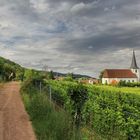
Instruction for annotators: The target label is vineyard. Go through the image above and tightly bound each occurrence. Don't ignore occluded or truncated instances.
[21,79,140,140]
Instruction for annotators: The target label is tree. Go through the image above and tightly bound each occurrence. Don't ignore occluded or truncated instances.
[47,70,54,79]
[67,73,74,78]
[3,64,16,81]
[99,70,104,82]
[24,69,34,80]
[64,73,74,81]
[16,69,24,81]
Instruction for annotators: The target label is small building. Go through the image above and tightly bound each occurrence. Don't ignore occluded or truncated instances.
[102,50,140,84]
[79,78,98,84]
[89,78,99,84]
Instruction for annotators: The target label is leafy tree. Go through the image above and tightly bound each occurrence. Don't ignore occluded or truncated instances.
[67,73,74,78]
[0,56,25,81]
[99,70,104,82]
[64,73,74,81]
[24,69,34,80]
[47,70,54,80]
[118,80,126,87]
[3,63,16,81]
[16,69,24,81]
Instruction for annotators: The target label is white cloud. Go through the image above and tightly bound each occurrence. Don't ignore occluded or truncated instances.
[30,0,49,13]
[71,2,87,12]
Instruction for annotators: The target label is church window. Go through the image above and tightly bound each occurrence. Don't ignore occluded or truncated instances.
[135,70,137,73]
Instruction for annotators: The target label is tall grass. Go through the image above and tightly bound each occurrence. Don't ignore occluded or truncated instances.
[21,89,81,140]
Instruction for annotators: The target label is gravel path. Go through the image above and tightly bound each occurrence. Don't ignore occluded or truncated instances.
[0,82,36,140]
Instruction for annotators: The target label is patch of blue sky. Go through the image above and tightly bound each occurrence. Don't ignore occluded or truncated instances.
[0,36,28,47]
[36,21,68,34]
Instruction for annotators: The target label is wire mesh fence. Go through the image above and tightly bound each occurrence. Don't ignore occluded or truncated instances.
[35,81,140,140]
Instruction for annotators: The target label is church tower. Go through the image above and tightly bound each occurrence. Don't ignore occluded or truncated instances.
[130,50,140,81]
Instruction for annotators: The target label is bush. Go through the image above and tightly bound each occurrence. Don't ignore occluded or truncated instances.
[45,81,140,139]
[118,81,140,87]
[21,80,81,140]
[82,85,140,139]
[21,79,140,139]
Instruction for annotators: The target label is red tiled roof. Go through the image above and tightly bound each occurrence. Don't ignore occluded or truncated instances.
[102,69,137,78]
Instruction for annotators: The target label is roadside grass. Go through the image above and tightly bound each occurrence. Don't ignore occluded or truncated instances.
[21,91,81,140]
[21,80,140,140]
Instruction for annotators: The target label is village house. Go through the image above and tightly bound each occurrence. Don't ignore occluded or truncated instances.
[102,50,140,84]
[79,78,98,85]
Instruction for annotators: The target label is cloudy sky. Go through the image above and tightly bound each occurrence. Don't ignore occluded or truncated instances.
[0,0,140,77]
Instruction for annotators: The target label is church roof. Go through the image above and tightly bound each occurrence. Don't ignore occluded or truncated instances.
[130,50,139,69]
[102,69,137,78]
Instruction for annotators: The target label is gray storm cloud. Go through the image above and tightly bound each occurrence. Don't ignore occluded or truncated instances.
[0,0,140,77]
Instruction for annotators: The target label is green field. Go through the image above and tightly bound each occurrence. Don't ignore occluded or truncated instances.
[92,84,140,95]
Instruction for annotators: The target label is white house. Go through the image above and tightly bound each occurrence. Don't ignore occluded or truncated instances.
[102,50,140,84]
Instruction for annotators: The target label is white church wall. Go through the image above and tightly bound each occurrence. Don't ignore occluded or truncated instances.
[131,69,140,82]
[102,78,109,84]
[102,78,138,84]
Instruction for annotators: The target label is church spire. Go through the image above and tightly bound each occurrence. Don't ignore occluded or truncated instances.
[130,50,139,69]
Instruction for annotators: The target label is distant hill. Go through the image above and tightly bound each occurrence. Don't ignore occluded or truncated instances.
[53,72,92,79]
[0,56,93,81]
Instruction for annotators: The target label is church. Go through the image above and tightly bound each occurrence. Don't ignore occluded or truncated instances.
[102,50,140,84]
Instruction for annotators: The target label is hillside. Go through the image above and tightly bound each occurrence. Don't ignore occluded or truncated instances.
[0,56,25,81]
[52,72,92,79]
[0,56,92,81]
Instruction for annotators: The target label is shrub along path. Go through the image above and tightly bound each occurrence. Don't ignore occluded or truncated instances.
[0,82,36,140]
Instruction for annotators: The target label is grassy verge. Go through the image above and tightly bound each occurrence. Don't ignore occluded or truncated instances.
[21,89,82,140]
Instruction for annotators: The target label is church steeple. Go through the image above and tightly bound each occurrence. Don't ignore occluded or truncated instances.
[130,50,139,69]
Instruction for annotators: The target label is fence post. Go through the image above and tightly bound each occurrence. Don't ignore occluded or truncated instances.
[39,81,42,94]
[49,85,52,104]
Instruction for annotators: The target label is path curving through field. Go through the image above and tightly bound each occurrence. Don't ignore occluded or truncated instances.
[0,82,36,140]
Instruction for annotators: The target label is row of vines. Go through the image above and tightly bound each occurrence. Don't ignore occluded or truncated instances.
[45,80,140,140]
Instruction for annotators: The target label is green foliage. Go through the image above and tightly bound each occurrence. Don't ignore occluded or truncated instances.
[99,70,104,82]
[22,93,78,140]
[82,85,140,139]
[15,68,24,81]
[21,77,140,139]
[24,69,34,80]
[118,80,126,87]
[63,76,74,81]
[47,70,55,80]
[68,84,88,128]
[64,73,74,81]
[46,81,140,139]
[0,56,24,81]
[3,63,16,81]
[21,76,45,96]
[21,80,81,140]
[118,81,140,87]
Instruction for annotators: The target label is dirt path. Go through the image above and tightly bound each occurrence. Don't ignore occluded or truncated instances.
[0,82,36,140]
